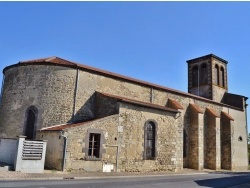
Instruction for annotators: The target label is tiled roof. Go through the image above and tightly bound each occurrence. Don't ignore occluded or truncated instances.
[19,56,77,66]
[98,92,179,113]
[206,107,220,118]
[190,103,203,114]
[40,116,114,131]
[3,56,245,111]
[168,99,184,110]
[221,111,234,121]
[40,122,86,131]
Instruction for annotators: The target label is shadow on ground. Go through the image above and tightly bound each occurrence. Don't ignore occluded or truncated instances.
[195,172,250,188]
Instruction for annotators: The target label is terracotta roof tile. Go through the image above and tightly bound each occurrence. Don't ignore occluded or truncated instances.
[190,103,203,114]
[19,56,77,66]
[206,107,220,118]
[168,99,183,110]
[221,111,234,121]
[40,116,114,131]
[98,92,178,113]
[40,122,85,131]
[3,56,245,112]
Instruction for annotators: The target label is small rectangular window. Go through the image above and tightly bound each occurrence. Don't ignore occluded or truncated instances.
[88,133,101,158]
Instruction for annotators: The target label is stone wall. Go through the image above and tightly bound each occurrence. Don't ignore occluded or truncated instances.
[36,131,64,171]
[0,65,76,138]
[56,102,183,173]
[0,62,248,171]
[73,71,151,122]
[211,58,228,103]
[187,58,212,100]
[62,115,119,172]
[118,102,182,172]
[204,113,218,170]
[188,107,199,169]
[95,93,119,118]
[221,114,232,170]
[223,107,248,171]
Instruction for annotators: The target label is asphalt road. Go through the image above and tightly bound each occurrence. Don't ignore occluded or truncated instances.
[1,172,250,188]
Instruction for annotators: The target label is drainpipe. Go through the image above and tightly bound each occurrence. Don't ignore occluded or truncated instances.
[72,68,79,122]
[61,131,67,171]
[244,98,248,166]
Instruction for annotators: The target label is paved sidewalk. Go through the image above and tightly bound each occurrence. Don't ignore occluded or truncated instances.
[0,168,250,183]
[0,168,208,180]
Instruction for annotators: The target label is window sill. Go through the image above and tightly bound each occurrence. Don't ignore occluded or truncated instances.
[144,158,156,160]
[85,157,102,161]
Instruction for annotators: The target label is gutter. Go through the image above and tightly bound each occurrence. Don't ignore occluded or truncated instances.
[244,99,248,167]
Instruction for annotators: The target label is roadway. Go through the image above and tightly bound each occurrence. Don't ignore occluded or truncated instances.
[1,172,250,188]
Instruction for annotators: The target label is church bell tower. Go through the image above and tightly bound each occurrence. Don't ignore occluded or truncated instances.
[187,54,228,103]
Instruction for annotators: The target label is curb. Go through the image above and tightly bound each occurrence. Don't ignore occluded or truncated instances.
[0,172,209,181]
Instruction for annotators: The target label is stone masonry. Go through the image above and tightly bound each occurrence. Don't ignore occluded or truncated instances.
[0,54,248,172]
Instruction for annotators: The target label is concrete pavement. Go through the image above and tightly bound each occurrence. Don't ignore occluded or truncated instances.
[0,168,208,180]
[1,168,250,188]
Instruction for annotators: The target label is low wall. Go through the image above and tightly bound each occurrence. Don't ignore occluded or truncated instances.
[0,138,18,165]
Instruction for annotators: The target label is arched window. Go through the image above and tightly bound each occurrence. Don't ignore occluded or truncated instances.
[192,65,199,87]
[220,67,225,87]
[144,121,156,159]
[215,64,219,85]
[24,106,38,140]
[200,63,208,85]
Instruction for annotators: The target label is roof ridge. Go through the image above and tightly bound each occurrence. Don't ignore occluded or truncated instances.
[45,56,57,62]
[40,114,119,131]
[97,92,178,113]
[4,57,246,112]
[19,56,55,63]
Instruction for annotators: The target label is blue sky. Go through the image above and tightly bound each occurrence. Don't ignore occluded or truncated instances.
[0,2,250,131]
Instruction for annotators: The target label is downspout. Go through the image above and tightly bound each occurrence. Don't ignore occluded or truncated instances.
[244,98,248,167]
[61,131,67,171]
[72,67,79,122]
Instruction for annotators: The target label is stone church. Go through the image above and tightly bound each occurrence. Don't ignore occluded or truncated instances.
[0,54,248,172]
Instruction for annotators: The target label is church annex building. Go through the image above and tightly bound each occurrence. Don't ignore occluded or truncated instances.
[0,54,248,172]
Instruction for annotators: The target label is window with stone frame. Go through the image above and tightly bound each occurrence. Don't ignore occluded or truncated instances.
[85,129,104,161]
[144,121,156,160]
[192,65,199,87]
[88,133,101,159]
